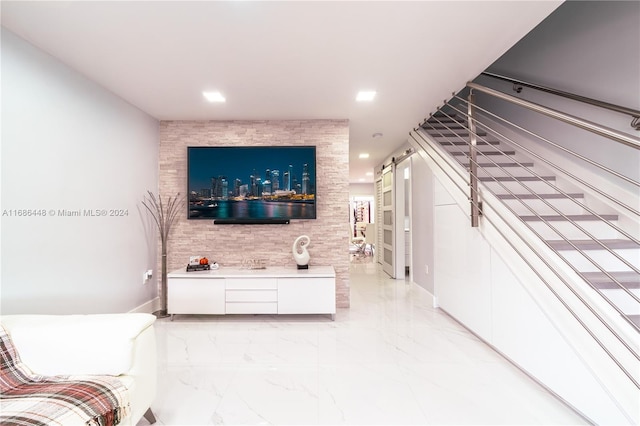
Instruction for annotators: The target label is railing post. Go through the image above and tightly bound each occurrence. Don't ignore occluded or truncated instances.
[468,90,480,227]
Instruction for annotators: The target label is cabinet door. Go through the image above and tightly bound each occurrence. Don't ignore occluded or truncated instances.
[277,277,335,314]
[168,278,225,315]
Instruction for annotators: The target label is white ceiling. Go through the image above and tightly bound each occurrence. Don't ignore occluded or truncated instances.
[1,1,562,183]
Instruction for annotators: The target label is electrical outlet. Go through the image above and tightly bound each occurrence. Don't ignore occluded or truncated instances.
[425,264,429,275]
[143,270,153,284]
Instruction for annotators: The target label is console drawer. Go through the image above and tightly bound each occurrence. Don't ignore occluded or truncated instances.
[226,290,278,302]
[226,278,277,290]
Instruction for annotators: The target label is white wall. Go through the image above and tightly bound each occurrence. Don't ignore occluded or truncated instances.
[394,159,410,280]
[1,29,160,314]
[432,172,633,424]
[348,183,374,198]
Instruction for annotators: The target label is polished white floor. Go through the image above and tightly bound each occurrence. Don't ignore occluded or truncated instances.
[142,258,587,425]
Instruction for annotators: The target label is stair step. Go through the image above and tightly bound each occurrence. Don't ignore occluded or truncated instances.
[581,271,640,289]
[426,121,466,128]
[428,114,461,121]
[525,218,620,240]
[483,179,559,194]
[431,111,457,117]
[497,193,584,200]
[550,239,639,272]
[440,140,500,146]
[424,124,467,130]
[500,194,586,216]
[426,116,463,122]
[547,239,640,250]
[462,162,535,168]
[627,315,640,328]
[477,167,542,178]
[520,214,618,222]
[451,150,516,156]
[423,118,465,125]
[430,131,488,138]
[479,176,555,182]
[582,271,640,320]
[597,289,640,318]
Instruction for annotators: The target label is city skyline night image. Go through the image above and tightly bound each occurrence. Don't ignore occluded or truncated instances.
[187,146,317,220]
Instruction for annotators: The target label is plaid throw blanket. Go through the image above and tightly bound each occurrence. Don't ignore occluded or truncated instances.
[0,324,130,426]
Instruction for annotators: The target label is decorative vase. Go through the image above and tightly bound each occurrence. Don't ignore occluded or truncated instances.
[292,235,311,269]
[160,250,168,318]
[142,191,184,318]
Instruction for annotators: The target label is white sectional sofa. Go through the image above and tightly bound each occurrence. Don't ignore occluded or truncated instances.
[0,313,157,425]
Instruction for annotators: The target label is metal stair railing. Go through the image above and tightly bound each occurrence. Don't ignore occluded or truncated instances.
[464,82,640,226]
[457,83,640,308]
[409,78,640,390]
[410,124,640,389]
[481,72,640,131]
[454,93,640,217]
[419,107,640,320]
[422,90,640,325]
[439,102,640,275]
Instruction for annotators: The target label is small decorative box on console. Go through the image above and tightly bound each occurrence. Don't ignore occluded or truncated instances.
[186,256,218,272]
[186,264,211,272]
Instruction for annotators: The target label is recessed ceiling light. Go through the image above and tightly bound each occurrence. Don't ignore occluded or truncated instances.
[356,91,376,102]
[366,172,373,176]
[203,91,226,102]
[359,178,365,182]
[359,153,370,159]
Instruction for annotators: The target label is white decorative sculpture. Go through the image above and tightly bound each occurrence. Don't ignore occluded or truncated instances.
[292,235,311,269]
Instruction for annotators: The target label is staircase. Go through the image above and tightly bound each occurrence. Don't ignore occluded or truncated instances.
[420,111,640,330]
[408,76,640,423]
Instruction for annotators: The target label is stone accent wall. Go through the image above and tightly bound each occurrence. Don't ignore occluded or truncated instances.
[159,120,350,308]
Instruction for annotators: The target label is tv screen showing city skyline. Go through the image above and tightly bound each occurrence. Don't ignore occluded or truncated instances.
[187,146,317,221]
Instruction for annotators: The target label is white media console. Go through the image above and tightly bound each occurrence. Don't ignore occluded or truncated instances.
[167,265,336,320]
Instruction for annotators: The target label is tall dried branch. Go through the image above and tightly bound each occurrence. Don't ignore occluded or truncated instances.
[142,190,184,246]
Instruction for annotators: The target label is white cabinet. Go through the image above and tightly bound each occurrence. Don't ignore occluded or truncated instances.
[167,266,335,319]
[167,277,225,315]
[278,277,335,314]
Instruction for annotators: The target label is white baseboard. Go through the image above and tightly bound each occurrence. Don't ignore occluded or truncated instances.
[129,297,160,314]
[411,279,439,308]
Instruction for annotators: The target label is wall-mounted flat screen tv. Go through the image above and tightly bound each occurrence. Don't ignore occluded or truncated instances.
[187,146,316,223]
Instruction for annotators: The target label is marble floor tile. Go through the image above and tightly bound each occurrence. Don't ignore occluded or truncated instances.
[139,259,588,425]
